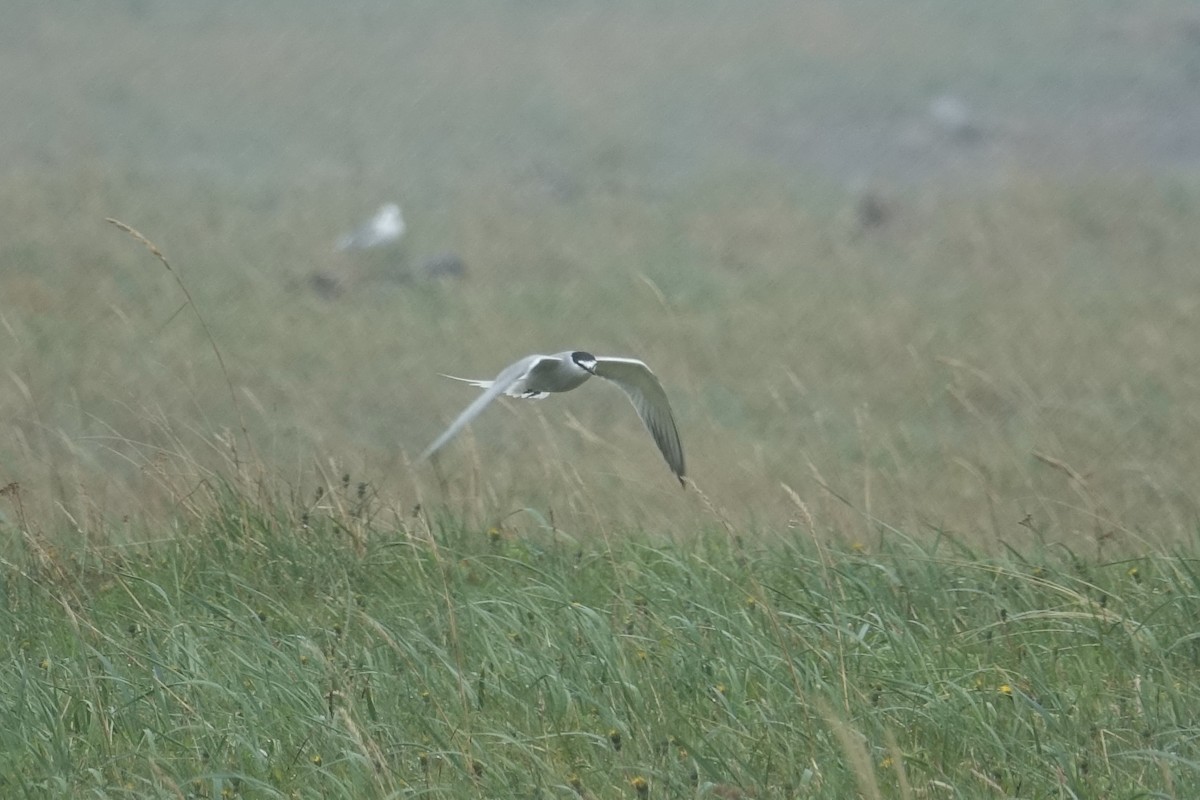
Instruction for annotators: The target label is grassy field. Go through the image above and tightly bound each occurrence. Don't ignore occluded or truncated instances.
[5,487,1200,798]
[4,1,1200,796]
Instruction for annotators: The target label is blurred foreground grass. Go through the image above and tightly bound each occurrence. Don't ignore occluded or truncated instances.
[3,482,1198,798]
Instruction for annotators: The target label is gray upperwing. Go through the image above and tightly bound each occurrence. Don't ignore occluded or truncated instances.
[592,357,686,483]
[419,355,547,461]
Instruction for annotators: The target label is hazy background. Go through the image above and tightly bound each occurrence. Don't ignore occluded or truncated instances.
[4,0,1200,549]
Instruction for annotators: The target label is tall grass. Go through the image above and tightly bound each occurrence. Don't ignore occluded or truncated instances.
[3,479,1198,798]
[5,2,1200,548]
[3,166,1200,552]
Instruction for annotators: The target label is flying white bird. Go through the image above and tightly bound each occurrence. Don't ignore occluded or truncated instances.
[335,203,405,251]
[420,351,686,485]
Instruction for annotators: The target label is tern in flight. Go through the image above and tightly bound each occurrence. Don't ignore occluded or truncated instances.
[420,351,686,485]
[335,203,405,251]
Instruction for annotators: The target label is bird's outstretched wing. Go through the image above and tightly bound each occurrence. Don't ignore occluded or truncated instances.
[420,355,550,461]
[438,373,549,399]
[438,374,492,389]
[592,357,686,484]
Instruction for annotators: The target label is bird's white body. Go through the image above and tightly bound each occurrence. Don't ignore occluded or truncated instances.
[421,351,686,484]
[336,203,405,251]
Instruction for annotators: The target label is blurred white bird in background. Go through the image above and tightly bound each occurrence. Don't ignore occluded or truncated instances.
[335,203,405,251]
[928,95,981,143]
